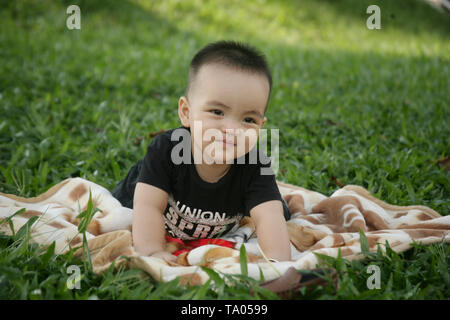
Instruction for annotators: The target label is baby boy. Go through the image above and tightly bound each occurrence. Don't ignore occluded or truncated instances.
[112,40,292,262]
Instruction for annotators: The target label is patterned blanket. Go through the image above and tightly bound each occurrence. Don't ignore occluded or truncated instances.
[1,177,448,286]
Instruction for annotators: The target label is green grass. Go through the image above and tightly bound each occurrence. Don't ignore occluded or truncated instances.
[0,211,281,300]
[1,211,448,299]
[0,0,449,299]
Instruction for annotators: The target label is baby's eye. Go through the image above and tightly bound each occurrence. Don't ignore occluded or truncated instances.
[210,109,223,116]
[244,117,256,124]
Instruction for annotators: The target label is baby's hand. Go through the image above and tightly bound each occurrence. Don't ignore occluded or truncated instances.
[150,250,177,263]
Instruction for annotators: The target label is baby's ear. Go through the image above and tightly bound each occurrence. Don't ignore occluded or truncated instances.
[178,96,190,127]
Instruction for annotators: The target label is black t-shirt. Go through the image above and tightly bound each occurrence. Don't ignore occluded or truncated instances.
[137,126,283,240]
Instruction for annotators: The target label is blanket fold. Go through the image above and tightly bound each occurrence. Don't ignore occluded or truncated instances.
[1,177,448,286]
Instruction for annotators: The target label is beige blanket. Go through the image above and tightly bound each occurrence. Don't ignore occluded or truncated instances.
[0,177,448,285]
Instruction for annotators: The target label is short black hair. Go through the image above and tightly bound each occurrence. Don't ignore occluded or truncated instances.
[186,40,273,113]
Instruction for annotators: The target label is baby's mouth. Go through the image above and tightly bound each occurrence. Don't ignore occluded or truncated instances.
[210,136,235,145]
[219,138,236,146]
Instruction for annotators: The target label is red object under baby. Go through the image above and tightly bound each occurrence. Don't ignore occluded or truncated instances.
[165,236,235,256]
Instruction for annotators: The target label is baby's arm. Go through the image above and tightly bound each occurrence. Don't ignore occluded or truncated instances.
[132,182,176,262]
[250,200,291,261]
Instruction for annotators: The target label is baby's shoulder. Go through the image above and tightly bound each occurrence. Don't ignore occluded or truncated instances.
[149,126,188,149]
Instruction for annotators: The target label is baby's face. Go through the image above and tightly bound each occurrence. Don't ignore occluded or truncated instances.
[179,63,269,164]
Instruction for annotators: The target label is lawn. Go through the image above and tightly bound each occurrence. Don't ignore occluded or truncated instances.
[0,0,449,299]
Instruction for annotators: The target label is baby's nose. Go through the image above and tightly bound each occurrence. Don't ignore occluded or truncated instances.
[221,118,241,132]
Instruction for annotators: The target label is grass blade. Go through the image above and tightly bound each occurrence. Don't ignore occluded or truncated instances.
[0,208,26,236]
[239,244,248,277]
[14,215,39,241]
[359,228,370,256]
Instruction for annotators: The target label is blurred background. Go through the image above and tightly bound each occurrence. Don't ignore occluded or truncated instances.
[0,0,448,214]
